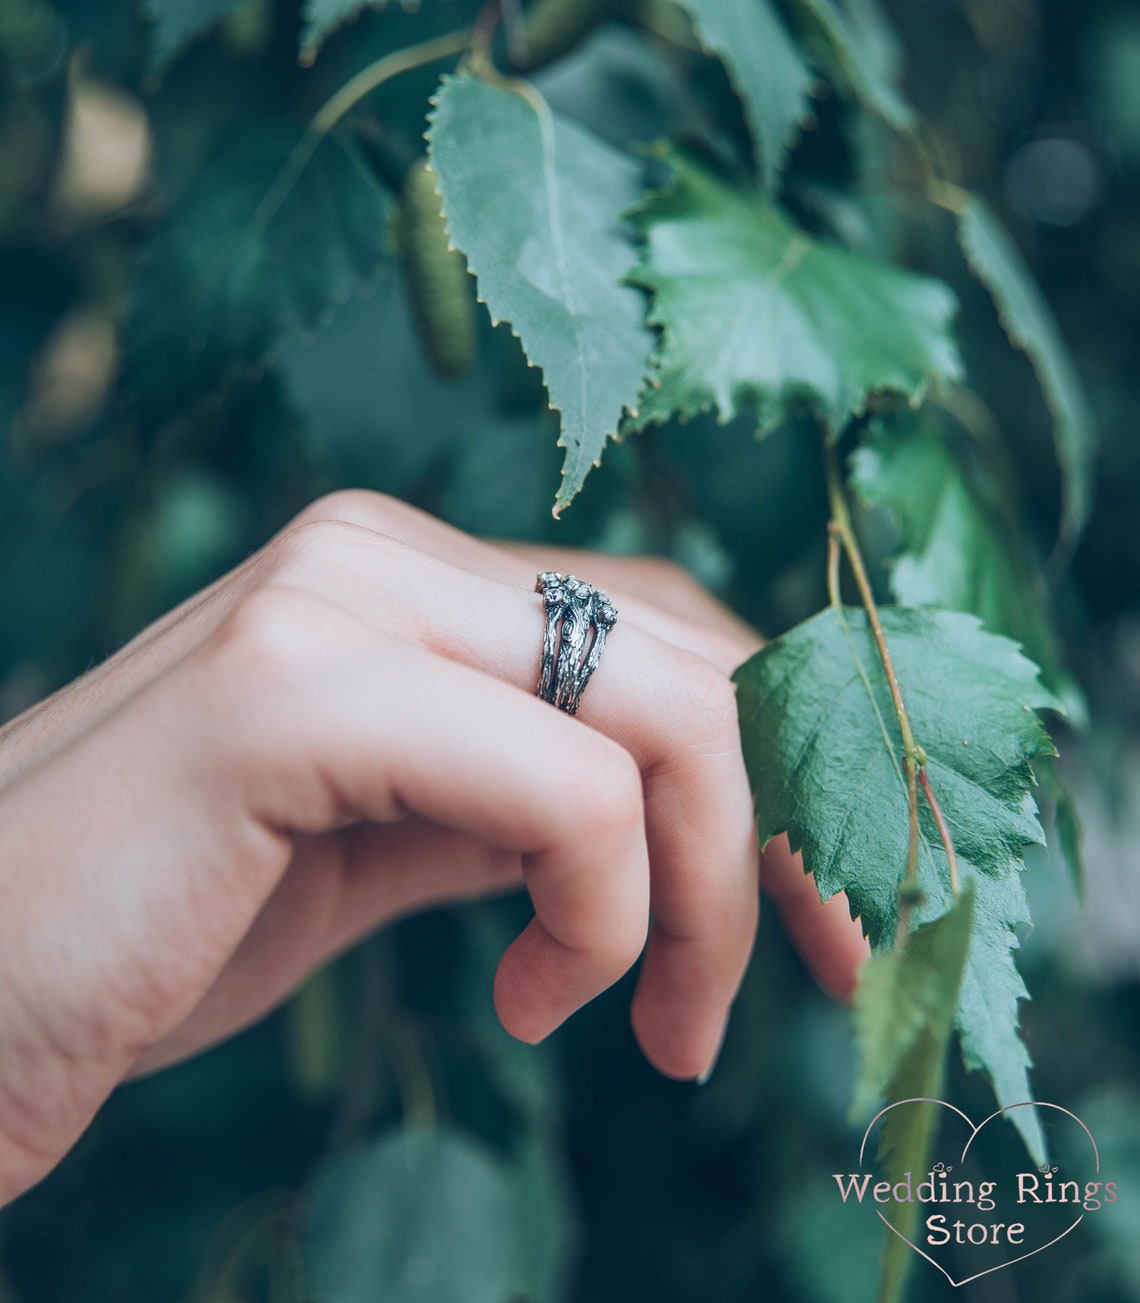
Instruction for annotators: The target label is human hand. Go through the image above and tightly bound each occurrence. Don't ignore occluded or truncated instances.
[0,491,867,1202]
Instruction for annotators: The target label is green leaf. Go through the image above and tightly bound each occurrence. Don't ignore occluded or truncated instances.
[941,863,1044,1158]
[671,0,814,191]
[508,1126,577,1302]
[851,886,974,1121]
[304,1124,573,1302]
[733,605,1057,1159]
[853,885,974,1303]
[143,0,246,70]
[299,0,369,61]
[626,150,961,435]
[299,0,413,64]
[849,412,1072,697]
[427,73,654,511]
[956,195,1096,549]
[125,126,391,430]
[793,0,915,133]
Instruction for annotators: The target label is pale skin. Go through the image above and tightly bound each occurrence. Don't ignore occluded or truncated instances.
[0,491,868,1205]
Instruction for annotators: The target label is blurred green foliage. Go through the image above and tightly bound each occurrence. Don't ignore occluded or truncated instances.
[1,0,1140,1300]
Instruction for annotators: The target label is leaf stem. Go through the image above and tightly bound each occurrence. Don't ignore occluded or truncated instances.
[313,29,471,133]
[826,528,841,610]
[465,9,553,124]
[823,434,961,933]
[824,438,922,904]
[920,767,960,893]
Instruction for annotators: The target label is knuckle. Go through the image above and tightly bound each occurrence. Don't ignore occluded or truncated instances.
[294,489,424,534]
[295,488,384,523]
[263,516,365,576]
[204,586,318,696]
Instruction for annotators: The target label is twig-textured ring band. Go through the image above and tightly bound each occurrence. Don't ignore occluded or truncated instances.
[534,571,618,716]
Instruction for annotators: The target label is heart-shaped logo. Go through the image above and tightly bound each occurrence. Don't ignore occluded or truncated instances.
[849,1098,1103,1288]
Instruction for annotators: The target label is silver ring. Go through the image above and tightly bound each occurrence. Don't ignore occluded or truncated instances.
[535,572,618,716]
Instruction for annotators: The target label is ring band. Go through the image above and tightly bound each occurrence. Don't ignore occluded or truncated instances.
[535,572,617,716]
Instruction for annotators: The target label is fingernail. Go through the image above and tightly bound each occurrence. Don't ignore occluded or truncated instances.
[696,1030,725,1086]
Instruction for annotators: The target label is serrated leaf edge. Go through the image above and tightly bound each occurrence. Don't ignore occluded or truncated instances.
[426,75,648,512]
[298,0,422,65]
[667,0,818,189]
[623,156,959,435]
